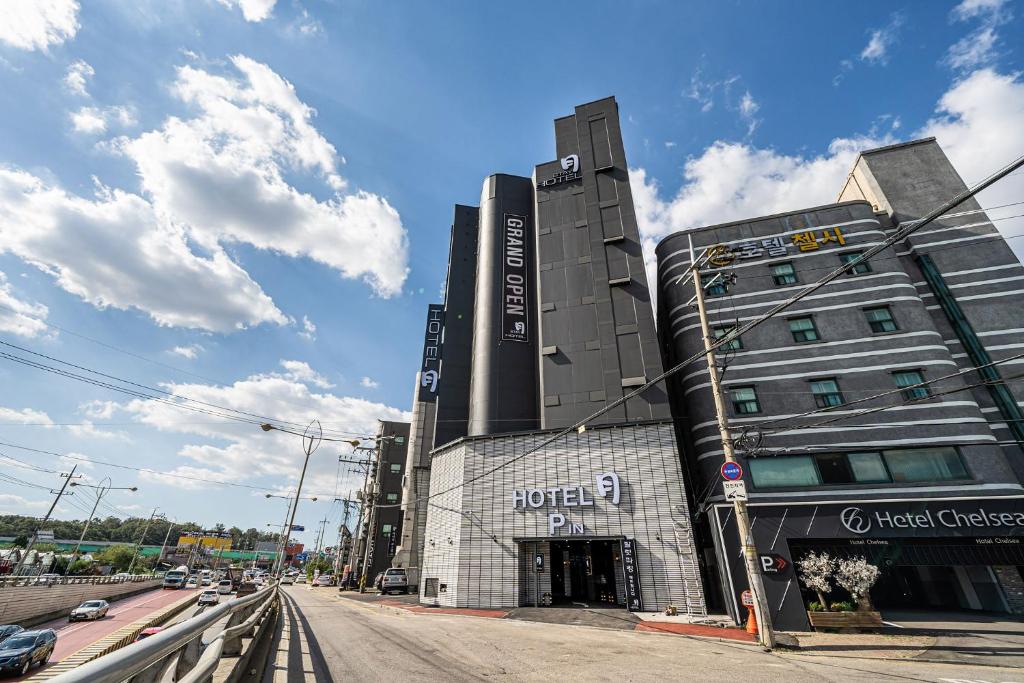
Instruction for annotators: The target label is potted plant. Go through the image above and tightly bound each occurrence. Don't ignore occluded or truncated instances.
[798,554,882,631]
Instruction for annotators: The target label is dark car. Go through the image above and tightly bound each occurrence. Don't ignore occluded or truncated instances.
[0,627,22,647]
[0,629,57,677]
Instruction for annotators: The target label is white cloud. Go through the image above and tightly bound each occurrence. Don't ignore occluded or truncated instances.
[0,493,48,512]
[63,59,94,97]
[80,400,119,419]
[121,361,408,491]
[0,272,49,338]
[70,105,137,134]
[0,167,289,332]
[298,315,316,341]
[117,56,409,298]
[360,376,379,389]
[860,13,904,65]
[217,0,277,23]
[288,8,323,36]
[664,141,677,149]
[738,91,760,136]
[0,405,54,426]
[0,0,79,51]
[67,420,129,441]
[946,0,1010,70]
[278,359,334,388]
[170,344,204,359]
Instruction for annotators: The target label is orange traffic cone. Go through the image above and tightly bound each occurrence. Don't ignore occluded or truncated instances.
[745,605,758,635]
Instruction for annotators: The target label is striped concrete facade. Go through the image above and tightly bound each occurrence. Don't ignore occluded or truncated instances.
[418,422,706,613]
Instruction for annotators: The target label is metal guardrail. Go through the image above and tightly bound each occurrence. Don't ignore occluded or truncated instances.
[0,574,156,589]
[51,584,279,683]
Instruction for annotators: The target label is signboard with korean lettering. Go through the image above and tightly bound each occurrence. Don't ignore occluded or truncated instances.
[418,304,444,402]
[727,227,847,262]
[621,538,643,612]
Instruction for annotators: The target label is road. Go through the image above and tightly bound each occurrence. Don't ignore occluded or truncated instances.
[267,586,1024,682]
[16,587,192,680]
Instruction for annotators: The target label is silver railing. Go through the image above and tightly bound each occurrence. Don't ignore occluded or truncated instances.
[51,584,279,683]
[0,574,157,589]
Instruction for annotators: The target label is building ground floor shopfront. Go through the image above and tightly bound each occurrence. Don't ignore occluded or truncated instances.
[712,496,1024,631]
[418,421,707,614]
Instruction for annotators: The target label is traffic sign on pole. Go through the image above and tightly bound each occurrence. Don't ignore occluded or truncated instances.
[723,480,748,502]
[721,462,743,481]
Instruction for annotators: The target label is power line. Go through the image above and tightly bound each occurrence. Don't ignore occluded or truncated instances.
[370,151,1024,511]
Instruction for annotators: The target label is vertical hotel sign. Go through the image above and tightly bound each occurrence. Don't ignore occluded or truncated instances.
[621,538,643,611]
[418,304,444,402]
[501,213,528,342]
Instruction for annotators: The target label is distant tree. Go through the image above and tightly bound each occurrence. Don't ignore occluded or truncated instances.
[67,559,94,575]
[305,558,332,580]
[94,545,139,572]
[11,535,29,548]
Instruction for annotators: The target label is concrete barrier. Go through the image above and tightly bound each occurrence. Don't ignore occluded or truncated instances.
[0,579,163,627]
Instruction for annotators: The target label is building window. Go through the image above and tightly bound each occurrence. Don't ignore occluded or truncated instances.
[381,524,393,535]
[771,262,797,286]
[385,493,399,504]
[701,273,727,296]
[884,447,967,482]
[893,370,930,401]
[749,447,968,488]
[713,325,742,351]
[810,378,844,408]
[840,251,871,274]
[788,316,820,343]
[390,463,402,474]
[394,436,405,444]
[748,456,820,487]
[864,306,897,333]
[730,386,760,414]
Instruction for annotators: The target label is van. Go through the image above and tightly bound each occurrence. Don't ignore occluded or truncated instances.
[216,580,233,595]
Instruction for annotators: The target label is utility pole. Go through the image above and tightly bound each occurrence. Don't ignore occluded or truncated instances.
[334,493,353,578]
[689,234,776,649]
[13,466,79,575]
[127,508,159,575]
[156,519,175,572]
[357,443,380,593]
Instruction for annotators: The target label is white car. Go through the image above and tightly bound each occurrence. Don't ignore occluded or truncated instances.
[280,575,295,585]
[216,580,233,595]
[185,577,198,588]
[197,590,219,606]
[69,600,109,621]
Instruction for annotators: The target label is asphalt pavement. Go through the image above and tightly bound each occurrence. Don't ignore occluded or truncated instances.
[266,585,1024,682]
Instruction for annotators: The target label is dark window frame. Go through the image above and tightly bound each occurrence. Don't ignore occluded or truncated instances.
[840,250,872,275]
[864,305,898,334]
[809,377,844,408]
[771,262,797,287]
[730,385,761,415]
[893,369,931,402]
[749,446,971,489]
[788,315,820,343]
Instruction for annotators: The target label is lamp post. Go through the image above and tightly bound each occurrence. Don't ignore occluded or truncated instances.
[265,492,318,574]
[260,421,322,573]
[64,478,138,576]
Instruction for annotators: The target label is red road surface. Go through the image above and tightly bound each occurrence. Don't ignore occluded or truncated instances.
[17,587,195,679]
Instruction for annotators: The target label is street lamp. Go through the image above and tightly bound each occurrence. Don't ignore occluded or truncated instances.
[65,478,138,576]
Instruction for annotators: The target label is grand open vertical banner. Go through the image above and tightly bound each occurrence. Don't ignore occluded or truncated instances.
[501,213,528,342]
[621,538,643,611]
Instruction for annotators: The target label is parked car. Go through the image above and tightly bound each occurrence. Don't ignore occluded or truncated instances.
[295,575,307,584]
[135,627,164,642]
[197,590,219,606]
[280,574,295,585]
[216,580,233,595]
[69,600,109,621]
[0,626,23,646]
[377,568,409,595]
[185,577,198,588]
[0,629,57,677]
[312,574,334,587]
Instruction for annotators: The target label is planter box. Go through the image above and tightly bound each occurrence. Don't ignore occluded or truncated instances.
[807,610,883,632]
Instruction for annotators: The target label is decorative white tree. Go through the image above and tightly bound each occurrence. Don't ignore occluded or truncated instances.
[835,557,881,610]
[796,551,834,610]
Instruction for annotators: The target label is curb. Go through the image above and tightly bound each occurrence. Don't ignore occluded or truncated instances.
[778,650,1024,670]
[34,592,198,681]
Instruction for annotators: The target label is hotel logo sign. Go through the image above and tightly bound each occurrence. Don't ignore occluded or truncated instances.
[511,472,623,535]
[417,304,444,402]
[840,505,1024,535]
[536,154,582,189]
[501,214,529,343]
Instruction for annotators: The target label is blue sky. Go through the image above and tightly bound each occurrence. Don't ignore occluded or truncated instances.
[0,0,1022,547]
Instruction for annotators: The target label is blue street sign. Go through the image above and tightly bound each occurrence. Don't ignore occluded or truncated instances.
[291,525,305,532]
[721,462,743,481]
[294,552,308,561]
